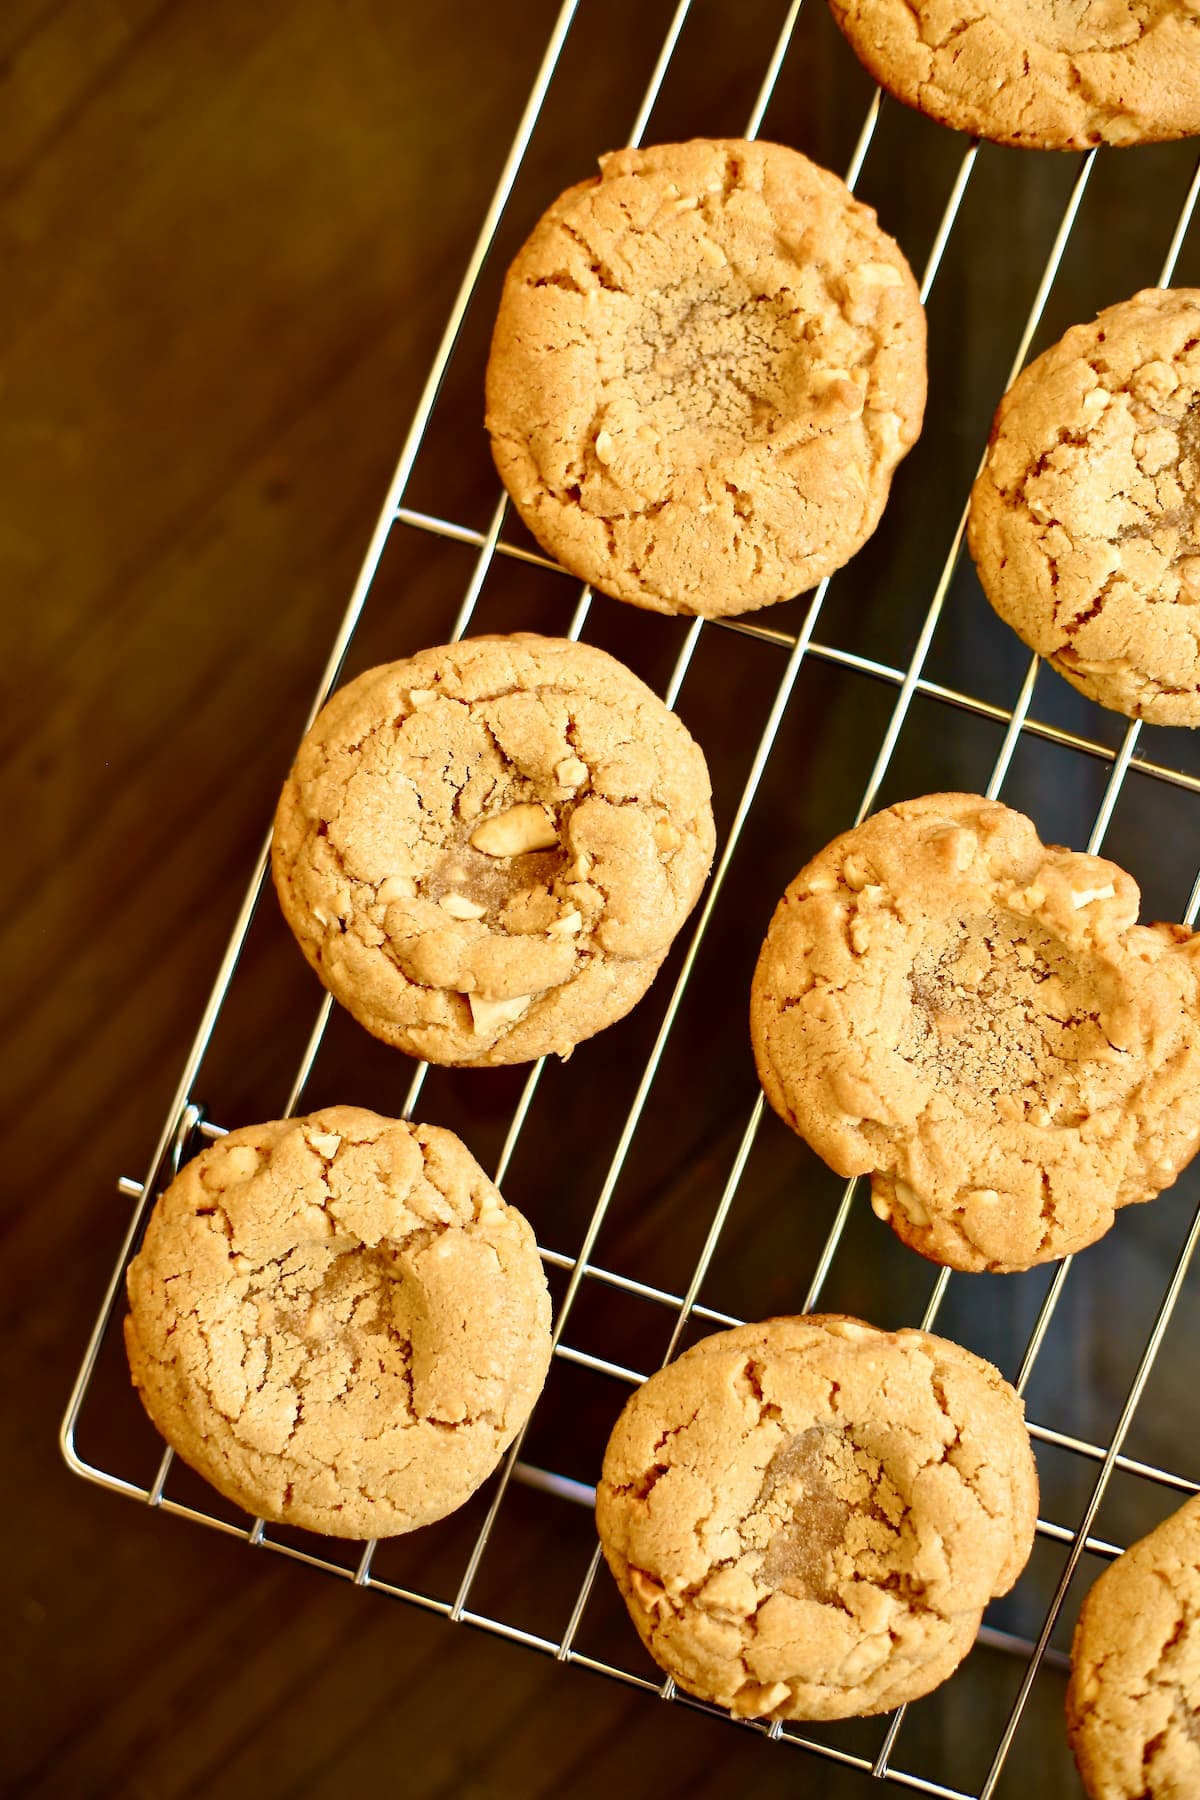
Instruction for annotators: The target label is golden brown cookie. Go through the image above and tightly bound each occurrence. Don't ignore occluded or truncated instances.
[124,1108,553,1538]
[596,1314,1038,1720]
[751,793,1200,1273]
[272,634,715,1065]
[828,0,1200,150]
[970,289,1200,726]
[486,139,926,618]
[1067,1493,1200,1799]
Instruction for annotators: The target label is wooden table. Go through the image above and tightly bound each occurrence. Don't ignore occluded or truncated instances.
[11,5,1198,1795]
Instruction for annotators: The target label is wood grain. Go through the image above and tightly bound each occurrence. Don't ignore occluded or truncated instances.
[0,2,875,1793]
[8,3,1170,1795]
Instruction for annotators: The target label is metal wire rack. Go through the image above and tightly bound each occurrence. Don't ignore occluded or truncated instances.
[63,2,1200,1794]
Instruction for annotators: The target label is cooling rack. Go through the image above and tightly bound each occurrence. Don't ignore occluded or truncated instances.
[63,2,1200,1794]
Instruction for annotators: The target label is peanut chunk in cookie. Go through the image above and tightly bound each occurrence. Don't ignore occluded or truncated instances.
[470,803,559,857]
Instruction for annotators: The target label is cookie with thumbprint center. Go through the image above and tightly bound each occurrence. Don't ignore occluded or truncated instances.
[1067,1492,1200,1799]
[751,793,1200,1272]
[271,634,715,1064]
[596,1314,1038,1721]
[124,1107,553,1538]
[828,0,1200,150]
[970,288,1200,727]
[486,138,926,618]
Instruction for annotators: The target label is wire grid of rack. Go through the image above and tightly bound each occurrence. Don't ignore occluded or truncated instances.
[62,2,1200,1794]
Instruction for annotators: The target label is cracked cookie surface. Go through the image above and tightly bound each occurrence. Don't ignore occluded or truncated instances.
[485,139,926,618]
[970,289,1200,726]
[1067,1493,1200,1799]
[829,0,1200,150]
[750,793,1200,1273]
[595,1314,1038,1720]
[271,634,715,1065]
[124,1107,553,1538]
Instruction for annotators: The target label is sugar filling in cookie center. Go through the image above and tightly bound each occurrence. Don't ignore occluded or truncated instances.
[752,1426,906,1605]
[425,837,566,917]
[414,779,579,934]
[900,911,1109,1115]
[621,284,807,455]
[243,1241,422,1413]
[1102,397,1200,583]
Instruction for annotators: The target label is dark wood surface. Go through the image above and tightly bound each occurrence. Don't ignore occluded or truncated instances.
[6,5,860,1794]
[9,3,1200,1795]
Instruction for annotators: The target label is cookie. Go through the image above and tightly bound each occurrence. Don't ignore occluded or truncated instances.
[828,0,1200,150]
[1067,1493,1200,1798]
[272,634,715,1065]
[124,1107,553,1538]
[486,139,926,618]
[970,289,1200,727]
[751,793,1200,1273]
[596,1314,1038,1720]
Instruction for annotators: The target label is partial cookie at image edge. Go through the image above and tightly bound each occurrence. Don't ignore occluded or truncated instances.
[828,0,1200,150]
[969,287,1200,728]
[1067,1492,1200,1799]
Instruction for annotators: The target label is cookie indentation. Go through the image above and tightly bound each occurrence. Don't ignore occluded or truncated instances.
[622,289,803,454]
[751,793,1200,1272]
[596,1316,1038,1721]
[424,837,565,920]
[756,1427,904,1604]
[901,911,1111,1117]
[486,139,926,618]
